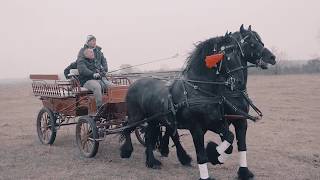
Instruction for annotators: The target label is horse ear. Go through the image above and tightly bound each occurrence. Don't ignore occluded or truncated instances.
[240,24,245,33]
[248,25,252,31]
[225,31,229,36]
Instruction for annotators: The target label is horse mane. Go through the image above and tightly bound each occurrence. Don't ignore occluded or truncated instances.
[182,36,227,75]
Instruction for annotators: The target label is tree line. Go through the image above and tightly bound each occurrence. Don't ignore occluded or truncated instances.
[249,58,320,75]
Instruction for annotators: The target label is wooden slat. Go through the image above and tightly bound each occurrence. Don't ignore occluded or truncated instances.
[30,74,59,80]
[106,86,128,103]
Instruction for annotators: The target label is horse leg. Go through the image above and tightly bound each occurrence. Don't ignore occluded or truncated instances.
[159,128,170,157]
[120,110,143,158]
[165,127,192,166]
[217,121,233,161]
[232,119,254,179]
[145,122,162,169]
[190,127,213,180]
[206,121,234,165]
[120,127,134,158]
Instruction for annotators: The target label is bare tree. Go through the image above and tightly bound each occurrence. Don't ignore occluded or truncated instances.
[303,59,320,73]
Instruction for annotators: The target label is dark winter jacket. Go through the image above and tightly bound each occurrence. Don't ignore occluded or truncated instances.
[63,61,77,79]
[77,57,98,86]
[77,45,108,72]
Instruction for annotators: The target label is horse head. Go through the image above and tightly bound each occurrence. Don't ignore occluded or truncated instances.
[236,24,276,69]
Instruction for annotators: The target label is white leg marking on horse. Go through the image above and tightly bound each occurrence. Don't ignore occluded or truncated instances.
[218,152,231,163]
[216,140,231,154]
[239,151,247,167]
[198,163,209,179]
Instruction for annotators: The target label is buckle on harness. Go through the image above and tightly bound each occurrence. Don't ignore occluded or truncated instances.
[227,77,236,91]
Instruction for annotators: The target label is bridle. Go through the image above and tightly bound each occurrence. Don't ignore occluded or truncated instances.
[184,32,264,90]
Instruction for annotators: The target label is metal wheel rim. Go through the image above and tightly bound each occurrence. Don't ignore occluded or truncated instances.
[79,122,95,155]
[136,126,146,145]
[39,112,52,143]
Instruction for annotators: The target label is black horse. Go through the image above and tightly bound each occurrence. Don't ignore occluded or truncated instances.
[159,25,276,179]
[214,25,276,179]
[120,25,273,179]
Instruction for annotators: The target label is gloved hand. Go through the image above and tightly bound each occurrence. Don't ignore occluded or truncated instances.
[93,73,101,79]
[100,70,106,77]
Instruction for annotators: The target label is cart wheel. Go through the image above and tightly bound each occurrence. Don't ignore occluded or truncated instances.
[36,107,57,145]
[135,125,146,146]
[76,116,99,158]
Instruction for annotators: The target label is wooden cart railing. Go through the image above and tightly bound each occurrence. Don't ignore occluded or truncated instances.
[30,74,131,116]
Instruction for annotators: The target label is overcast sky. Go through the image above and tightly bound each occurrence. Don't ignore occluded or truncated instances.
[1,0,319,79]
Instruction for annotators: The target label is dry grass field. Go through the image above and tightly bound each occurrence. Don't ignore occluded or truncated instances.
[0,74,319,180]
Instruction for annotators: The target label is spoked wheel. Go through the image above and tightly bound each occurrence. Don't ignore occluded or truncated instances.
[76,116,99,158]
[135,125,167,149]
[36,107,57,145]
[135,123,147,146]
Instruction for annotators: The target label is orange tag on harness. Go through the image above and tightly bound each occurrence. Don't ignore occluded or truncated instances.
[205,53,224,68]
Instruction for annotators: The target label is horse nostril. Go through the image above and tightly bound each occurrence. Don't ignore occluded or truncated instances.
[270,55,276,65]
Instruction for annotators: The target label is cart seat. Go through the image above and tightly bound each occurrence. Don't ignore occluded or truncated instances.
[80,87,110,95]
[68,69,92,94]
[69,69,107,94]
[30,72,130,99]
[68,69,80,77]
[80,87,91,93]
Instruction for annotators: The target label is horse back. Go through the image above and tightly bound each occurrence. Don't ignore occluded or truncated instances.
[126,77,170,116]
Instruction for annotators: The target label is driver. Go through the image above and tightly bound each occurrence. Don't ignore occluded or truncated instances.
[64,35,107,79]
[77,48,112,110]
[78,35,108,72]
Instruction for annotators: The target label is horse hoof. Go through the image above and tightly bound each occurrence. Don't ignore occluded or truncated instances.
[160,146,170,157]
[184,163,192,167]
[225,144,233,154]
[237,167,254,180]
[150,164,162,169]
[120,145,133,158]
[160,151,169,157]
[177,151,192,166]
[146,158,162,169]
[154,158,162,166]
[161,153,169,157]
[146,163,162,169]
[199,177,215,180]
[206,141,222,165]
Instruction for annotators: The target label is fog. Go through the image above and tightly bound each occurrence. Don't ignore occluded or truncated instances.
[0,0,319,79]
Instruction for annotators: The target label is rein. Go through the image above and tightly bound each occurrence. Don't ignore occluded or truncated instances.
[118,33,265,132]
[225,64,256,75]
[179,61,257,92]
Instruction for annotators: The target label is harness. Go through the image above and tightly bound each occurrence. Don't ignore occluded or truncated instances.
[168,34,264,122]
[117,33,264,133]
[176,78,262,122]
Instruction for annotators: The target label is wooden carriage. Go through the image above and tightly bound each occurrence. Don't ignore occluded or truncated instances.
[30,73,145,157]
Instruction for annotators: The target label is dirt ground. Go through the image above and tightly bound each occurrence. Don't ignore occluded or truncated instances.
[0,74,319,180]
